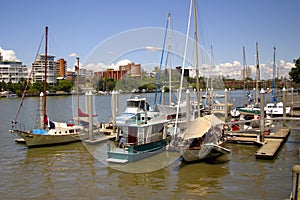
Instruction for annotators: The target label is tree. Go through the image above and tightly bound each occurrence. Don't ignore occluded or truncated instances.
[289,58,300,83]
[55,80,73,92]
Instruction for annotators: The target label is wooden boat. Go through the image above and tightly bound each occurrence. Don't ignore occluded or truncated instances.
[10,27,86,147]
[178,114,229,162]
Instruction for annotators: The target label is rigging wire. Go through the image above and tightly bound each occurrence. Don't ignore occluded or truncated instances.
[153,15,169,107]
[174,0,193,135]
[12,31,45,124]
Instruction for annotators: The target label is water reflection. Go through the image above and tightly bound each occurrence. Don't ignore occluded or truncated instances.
[21,143,96,199]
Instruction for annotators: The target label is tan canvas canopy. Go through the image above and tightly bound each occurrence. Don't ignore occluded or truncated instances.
[181,114,224,140]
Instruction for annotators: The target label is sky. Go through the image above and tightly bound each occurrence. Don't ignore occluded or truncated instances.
[0,0,300,80]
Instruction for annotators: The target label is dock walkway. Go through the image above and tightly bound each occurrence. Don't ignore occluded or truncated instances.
[226,128,290,159]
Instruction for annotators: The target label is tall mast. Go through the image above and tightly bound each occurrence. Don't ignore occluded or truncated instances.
[167,12,172,106]
[193,0,200,115]
[76,57,80,125]
[272,46,276,101]
[255,42,260,105]
[242,46,246,90]
[43,26,48,129]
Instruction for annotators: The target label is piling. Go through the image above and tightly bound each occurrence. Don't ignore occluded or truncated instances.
[162,89,165,105]
[283,87,287,126]
[259,88,265,143]
[186,89,190,127]
[111,90,117,134]
[291,165,300,200]
[292,87,294,113]
[207,89,211,113]
[39,92,44,128]
[87,91,94,141]
[224,88,228,122]
[115,90,119,117]
[200,88,202,102]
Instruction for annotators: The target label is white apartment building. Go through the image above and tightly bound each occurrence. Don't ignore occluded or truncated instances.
[32,54,56,84]
[0,54,28,83]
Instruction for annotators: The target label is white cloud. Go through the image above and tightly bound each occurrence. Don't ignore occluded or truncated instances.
[109,59,132,70]
[69,52,78,57]
[213,60,294,80]
[145,46,160,52]
[0,47,19,61]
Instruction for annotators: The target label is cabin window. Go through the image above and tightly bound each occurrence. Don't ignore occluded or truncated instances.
[65,131,67,133]
[69,130,74,133]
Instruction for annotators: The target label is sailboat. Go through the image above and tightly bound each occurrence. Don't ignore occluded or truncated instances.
[264,47,291,116]
[10,26,86,147]
[172,0,230,162]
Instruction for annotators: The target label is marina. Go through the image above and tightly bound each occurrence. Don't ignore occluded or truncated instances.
[1,91,300,199]
[1,0,300,199]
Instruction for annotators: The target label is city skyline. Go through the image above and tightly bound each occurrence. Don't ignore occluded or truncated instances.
[0,0,299,80]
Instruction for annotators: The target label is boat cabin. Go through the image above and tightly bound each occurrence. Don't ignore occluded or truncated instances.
[124,97,150,114]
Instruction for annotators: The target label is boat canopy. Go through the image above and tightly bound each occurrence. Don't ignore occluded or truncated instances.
[181,114,224,140]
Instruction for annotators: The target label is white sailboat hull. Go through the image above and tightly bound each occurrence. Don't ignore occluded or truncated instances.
[11,127,86,147]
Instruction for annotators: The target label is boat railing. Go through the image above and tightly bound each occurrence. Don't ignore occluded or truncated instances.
[10,121,26,132]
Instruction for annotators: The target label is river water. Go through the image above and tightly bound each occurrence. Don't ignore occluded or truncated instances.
[0,90,299,199]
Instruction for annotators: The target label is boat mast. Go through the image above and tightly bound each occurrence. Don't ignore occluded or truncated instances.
[76,57,80,125]
[272,46,276,101]
[242,46,246,90]
[174,0,193,132]
[193,0,200,115]
[168,12,172,106]
[255,42,260,105]
[43,26,48,129]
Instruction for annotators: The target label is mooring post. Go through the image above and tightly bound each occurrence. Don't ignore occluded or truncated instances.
[162,88,165,105]
[283,87,287,126]
[111,90,116,134]
[199,88,202,117]
[39,92,44,128]
[292,165,300,200]
[207,88,211,114]
[224,88,228,122]
[210,88,214,112]
[260,88,265,143]
[186,89,190,127]
[115,90,119,117]
[87,91,94,141]
[292,87,294,114]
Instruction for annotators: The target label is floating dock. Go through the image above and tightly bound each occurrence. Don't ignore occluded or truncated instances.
[83,134,116,145]
[226,128,290,159]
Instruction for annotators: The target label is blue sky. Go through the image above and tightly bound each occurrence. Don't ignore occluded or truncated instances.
[1,0,299,79]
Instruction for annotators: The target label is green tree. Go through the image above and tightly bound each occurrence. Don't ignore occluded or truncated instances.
[55,80,73,92]
[289,58,300,83]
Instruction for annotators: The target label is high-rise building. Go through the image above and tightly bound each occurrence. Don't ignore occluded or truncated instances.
[56,58,67,78]
[31,54,56,84]
[0,53,28,83]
